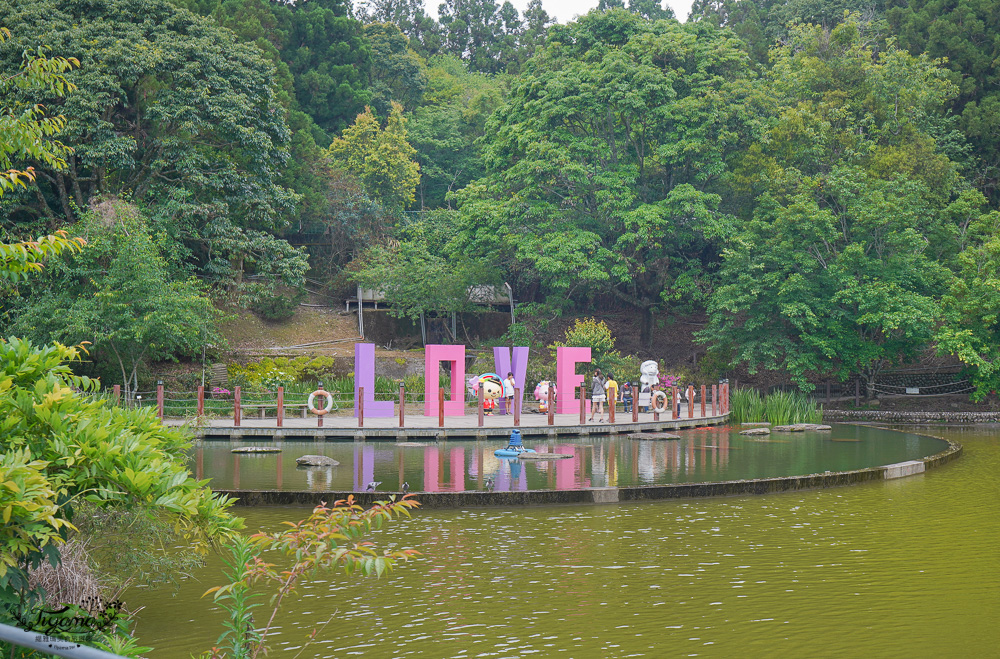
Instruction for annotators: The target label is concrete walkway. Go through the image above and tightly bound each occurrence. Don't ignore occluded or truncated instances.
[168,408,728,440]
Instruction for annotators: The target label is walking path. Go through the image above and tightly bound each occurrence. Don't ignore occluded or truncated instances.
[169,408,728,440]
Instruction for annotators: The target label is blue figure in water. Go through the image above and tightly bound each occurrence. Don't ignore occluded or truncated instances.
[494,429,535,457]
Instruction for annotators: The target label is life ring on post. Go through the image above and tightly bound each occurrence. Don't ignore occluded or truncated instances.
[307,389,334,416]
[650,390,669,414]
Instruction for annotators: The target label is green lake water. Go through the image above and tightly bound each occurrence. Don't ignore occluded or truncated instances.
[132,424,998,657]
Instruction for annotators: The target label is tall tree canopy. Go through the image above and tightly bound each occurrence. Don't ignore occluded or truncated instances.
[0,0,297,264]
[453,10,760,342]
[887,0,1000,200]
[327,102,421,212]
[701,17,967,392]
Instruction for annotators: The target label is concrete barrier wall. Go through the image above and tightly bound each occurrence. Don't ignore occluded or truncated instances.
[824,409,1000,423]
[216,436,962,509]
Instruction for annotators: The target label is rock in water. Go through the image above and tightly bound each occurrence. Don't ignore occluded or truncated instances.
[773,424,832,432]
[627,432,682,440]
[739,427,771,436]
[295,455,339,466]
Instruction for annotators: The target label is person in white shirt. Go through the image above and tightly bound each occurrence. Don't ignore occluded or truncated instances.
[503,372,516,415]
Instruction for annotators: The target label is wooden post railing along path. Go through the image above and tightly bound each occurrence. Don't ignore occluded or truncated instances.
[234,386,241,427]
[439,387,445,428]
[688,385,694,419]
[632,382,638,422]
[358,387,364,428]
[514,387,521,426]
[701,385,706,417]
[276,386,283,427]
[197,385,205,418]
[579,385,586,425]
[399,383,405,428]
[156,383,164,420]
[478,386,485,427]
[547,386,554,426]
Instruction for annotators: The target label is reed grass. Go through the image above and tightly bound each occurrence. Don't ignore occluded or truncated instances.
[730,387,764,424]
[730,388,822,425]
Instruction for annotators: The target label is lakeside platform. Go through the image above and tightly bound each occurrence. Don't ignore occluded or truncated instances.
[168,409,729,441]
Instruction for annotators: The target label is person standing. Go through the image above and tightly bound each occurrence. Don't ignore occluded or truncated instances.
[503,372,516,415]
[605,373,619,419]
[589,368,606,422]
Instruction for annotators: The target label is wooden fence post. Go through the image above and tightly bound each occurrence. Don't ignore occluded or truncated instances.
[358,387,364,428]
[547,386,554,426]
[197,386,205,418]
[234,386,241,427]
[156,383,164,421]
[399,383,405,428]
[276,387,283,427]
[478,386,484,427]
[688,385,694,418]
[579,386,586,425]
[701,385,706,417]
[439,387,445,428]
[514,388,520,427]
[609,388,616,423]
[632,382,638,422]
[113,384,121,403]
[712,385,718,416]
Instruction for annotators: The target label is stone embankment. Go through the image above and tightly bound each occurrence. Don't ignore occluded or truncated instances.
[824,410,1000,423]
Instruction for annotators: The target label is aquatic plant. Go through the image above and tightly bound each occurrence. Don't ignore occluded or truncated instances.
[730,387,765,424]
[730,388,822,425]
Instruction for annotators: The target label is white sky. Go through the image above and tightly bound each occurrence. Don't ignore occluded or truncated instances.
[509,0,693,23]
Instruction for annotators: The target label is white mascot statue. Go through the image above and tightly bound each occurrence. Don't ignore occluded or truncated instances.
[639,360,660,390]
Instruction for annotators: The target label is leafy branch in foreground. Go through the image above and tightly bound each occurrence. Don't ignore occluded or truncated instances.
[0,26,79,195]
[0,230,85,284]
[204,495,421,659]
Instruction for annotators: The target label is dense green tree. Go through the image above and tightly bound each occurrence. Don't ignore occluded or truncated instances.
[887,0,1000,199]
[935,197,1000,400]
[408,55,503,208]
[306,158,391,276]
[365,21,428,114]
[438,0,526,73]
[284,0,374,137]
[356,0,444,58]
[327,102,421,211]
[0,0,297,272]
[701,18,965,392]
[520,0,555,62]
[689,0,886,63]
[454,11,760,343]
[349,210,488,331]
[11,200,223,399]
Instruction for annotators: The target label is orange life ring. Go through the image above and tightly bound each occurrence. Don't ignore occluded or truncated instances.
[650,390,669,414]
[308,389,333,415]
